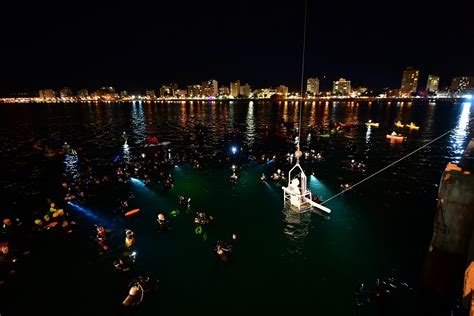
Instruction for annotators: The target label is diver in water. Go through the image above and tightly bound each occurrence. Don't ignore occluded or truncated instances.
[125,229,135,248]
[178,195,186,206]
[194,212,213,225]
[122,276,159,307]
[122,132,128,145]
[156,214,168,231]
[113,251,136,273]
[113,258,131,273]
[96,226,109,252]
[215,234,236,262]
[215,240,232,258]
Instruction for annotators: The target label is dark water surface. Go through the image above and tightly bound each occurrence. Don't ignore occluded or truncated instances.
[0,100,472,315]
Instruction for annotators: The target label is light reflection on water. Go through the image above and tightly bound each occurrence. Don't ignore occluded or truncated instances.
[449,102,472,162]
[64,154,80,181]
[282,205,311,258]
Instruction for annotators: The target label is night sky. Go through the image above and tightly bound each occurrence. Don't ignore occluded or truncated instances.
[1,0,473,95]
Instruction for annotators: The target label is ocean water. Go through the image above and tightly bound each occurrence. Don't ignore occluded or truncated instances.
[0,100,472,315]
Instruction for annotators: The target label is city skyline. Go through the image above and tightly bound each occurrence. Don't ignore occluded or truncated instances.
[1,0,473,96]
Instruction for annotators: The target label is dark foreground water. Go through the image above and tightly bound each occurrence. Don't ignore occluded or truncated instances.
[0,100,472,315]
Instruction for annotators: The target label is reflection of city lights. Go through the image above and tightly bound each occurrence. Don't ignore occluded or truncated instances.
[365,126,372,143]
[449,102,472,162]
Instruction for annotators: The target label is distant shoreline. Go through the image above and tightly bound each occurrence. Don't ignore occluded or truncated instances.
[0,96,468,104]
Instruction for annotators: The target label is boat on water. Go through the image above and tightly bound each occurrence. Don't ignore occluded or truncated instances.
[406,122,420,130]
[386,132,406,142]
[395,121,404,128]
[365,120,379,127]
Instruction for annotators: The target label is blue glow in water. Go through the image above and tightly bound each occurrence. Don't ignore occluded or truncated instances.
[67,201,105,224]
[231,146,237,154]
[130,177,145,187]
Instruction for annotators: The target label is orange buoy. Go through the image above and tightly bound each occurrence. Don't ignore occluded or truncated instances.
[124,209,140,217]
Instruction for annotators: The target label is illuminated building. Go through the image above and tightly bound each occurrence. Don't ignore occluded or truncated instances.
[160,85,172,97]
[255,88,277,99]
[450,76,474,93]
[240,83,251,97]
[230,80,240,97]
[39,89,56,100]
[202,79,218,97]
[306,77,319,96]
[332,78,351,96]
[77,89,89,99]
[187,85,202,97]
[120,90,128,98]
[94,87,117,100]
[276,85,288,96]
[352,86,367,97]
[60,87,73,99]
[426,75,440,93]
[400,67,419,96]
[145,90,156,99]
[219,85,230,96]
[175,89,187,98]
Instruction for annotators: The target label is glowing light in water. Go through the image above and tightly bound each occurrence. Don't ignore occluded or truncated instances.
[449,102,472,162]
[67,201,105,224]
[231,146,237,154]
[130,177,145,187]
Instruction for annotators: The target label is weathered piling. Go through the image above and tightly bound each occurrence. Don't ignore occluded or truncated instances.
[422,138,474,315]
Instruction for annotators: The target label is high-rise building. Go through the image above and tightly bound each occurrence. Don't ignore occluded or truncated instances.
[306,77,320,96]
[230,80,240,97]
[276,85,288,96]
[160,85,172,97]
[77,89,89,99]
[60,87,73,99]
[202,79,218,97]
[187,85,202,97]
[219,85,230,96]
[426,75,440,93]
[400,67,419,96]
[332,78,351,96]
[39,89,56,100]
[450,76,474,93]
[240,83,251,97]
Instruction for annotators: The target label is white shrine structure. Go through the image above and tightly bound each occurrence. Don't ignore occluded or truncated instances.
[282,147,331,214]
